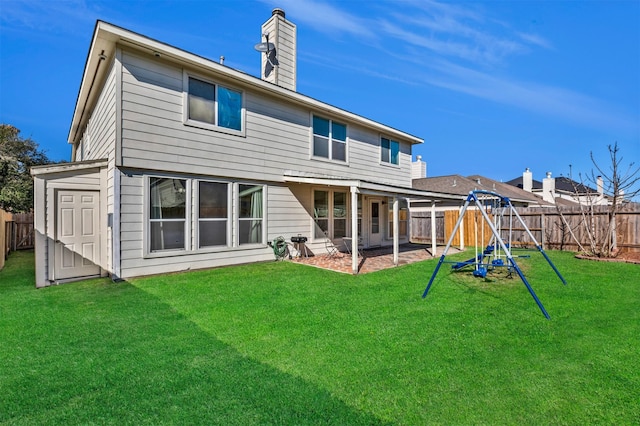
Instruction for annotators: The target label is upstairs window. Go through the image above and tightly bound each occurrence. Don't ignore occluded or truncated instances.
[187,76,242,131]
[381,137,400,165]
[313,116,347,161]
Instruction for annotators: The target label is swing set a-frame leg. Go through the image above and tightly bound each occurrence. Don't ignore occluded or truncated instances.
[422,198,471,298]
[422,191,558,320]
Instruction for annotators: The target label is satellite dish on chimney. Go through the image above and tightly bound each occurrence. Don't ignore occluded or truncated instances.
[254,33,279,77]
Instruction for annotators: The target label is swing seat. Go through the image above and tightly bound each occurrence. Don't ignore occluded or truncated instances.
[492,259,504,266]
[452,255,482,270]
[473,267,488,278]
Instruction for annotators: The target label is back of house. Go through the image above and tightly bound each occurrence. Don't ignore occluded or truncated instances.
[31,9,425,287]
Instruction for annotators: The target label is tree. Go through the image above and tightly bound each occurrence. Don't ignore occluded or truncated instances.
[0,124,51,213]
[588,142,640,256]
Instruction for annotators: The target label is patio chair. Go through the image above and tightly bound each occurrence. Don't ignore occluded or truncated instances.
[324,231,340,257]
[343,236,365,258]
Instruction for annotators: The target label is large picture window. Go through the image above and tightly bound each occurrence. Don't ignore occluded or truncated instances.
[333,192,347,238]
[314,190,329,238]
[147,177,266,256]
[313,115,347,161]
[149,177,187,252]
[314,190,348,239]
[381,137,400,165]
[238,184,263,245]
[198,181,229,248]
[187,76,242,131]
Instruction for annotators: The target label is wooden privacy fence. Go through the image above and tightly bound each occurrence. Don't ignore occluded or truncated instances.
[411,204,640,253]
[410,211,445,245]
[1,208,12,270]
[0,211,34,270]
[510,204,640,253]
[11,213,35,251]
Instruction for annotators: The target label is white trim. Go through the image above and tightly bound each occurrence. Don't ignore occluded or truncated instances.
[182,71,246,137]
[113,168,122,278]
[380,136,401,167]
[115,47,123,167]
[310,113,349,164]
[283,173,464,200]
[195,179,232,250]
[31,159,108,176]
[144,175,189,256]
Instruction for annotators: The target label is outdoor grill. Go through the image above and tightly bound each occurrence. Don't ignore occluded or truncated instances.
[290,235,308,258]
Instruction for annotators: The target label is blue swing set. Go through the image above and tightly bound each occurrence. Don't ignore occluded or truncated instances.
[422,190,566,319]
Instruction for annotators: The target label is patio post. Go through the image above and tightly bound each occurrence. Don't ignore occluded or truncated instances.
[459,204,465,250]
[350,186,359,274]
[393,197,399,266]
[431,201,437,256]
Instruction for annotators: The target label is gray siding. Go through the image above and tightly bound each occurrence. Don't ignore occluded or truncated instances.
[76,60,117,273]
[118,173,305,278]
[118,49,413,188]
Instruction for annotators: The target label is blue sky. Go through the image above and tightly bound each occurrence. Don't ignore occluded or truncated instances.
[1,0,638,186]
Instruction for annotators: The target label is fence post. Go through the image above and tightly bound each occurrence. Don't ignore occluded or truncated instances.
[541,211,545,250]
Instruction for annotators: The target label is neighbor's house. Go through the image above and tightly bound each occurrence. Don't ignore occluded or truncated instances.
[412,173,548,209]
[31,10,449,287]
[409,169,547,251]
[506,168,610,206]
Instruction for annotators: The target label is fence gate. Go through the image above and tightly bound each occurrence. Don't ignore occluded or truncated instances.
[12,213,34,250]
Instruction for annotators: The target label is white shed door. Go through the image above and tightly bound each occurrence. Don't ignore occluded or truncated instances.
[54,190,100,280]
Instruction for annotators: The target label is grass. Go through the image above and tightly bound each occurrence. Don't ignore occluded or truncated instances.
[1,249,638,425]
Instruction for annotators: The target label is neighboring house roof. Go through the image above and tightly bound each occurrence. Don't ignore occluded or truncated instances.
[554,177,597,194]
[505,175,596,195]
[505,176,542,190]
[412,174,549,206]
[69,20,424,147]
[466,175,547,204]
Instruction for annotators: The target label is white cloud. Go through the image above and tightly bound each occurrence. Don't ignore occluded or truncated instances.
[258,0,374,38]
[424,60,634,131]
[1,0,96,35]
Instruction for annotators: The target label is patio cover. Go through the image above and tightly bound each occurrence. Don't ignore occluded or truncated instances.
[283,171,464,274]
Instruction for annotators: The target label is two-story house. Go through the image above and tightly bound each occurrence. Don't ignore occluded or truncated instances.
[31,10,443,287]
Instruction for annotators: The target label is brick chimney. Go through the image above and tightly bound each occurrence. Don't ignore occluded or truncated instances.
[260,8,297,91]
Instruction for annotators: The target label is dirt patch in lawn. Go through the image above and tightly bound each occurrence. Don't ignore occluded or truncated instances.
[575,251,640,265]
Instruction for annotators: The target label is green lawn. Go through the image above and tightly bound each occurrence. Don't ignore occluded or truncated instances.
[1,249,638,425]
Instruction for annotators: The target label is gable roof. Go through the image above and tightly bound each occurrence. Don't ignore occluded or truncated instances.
[554,177,597,194]
[413,174,549,205]
[505,176,542,190]
[68,20,424,146]
[505,175,596,195]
